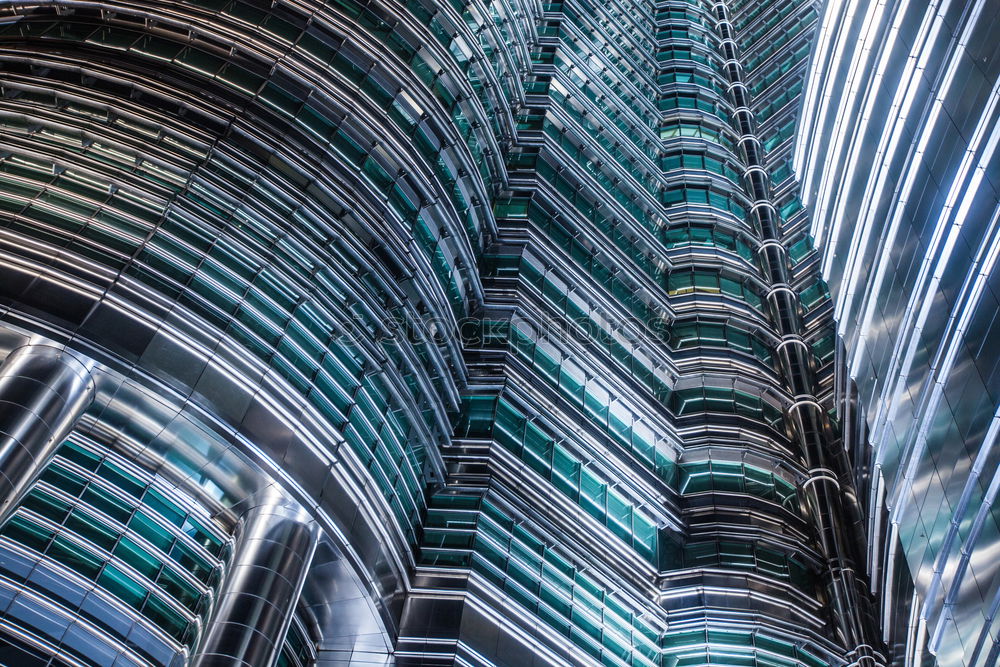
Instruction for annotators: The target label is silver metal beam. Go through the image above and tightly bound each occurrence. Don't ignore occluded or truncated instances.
[193,486,319,667]
[0,344,95,521]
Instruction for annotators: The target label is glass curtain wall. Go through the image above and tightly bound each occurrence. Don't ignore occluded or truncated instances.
[400,0,884,664]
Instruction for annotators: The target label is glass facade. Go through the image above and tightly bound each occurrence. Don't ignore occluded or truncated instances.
[796,0,1000,665]
[398,0,881,663]
[0,437,228,666]
[0,0,979,664]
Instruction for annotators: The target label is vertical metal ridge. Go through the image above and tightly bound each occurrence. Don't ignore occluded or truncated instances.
[193,486,318,667]
[0,344,96,522]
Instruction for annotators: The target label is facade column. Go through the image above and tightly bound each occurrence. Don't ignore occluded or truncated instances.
[193,486,318,667]
[0,344,96,521]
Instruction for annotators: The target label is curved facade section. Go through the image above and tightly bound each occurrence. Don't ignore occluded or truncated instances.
[0,333,382,665]
[0,0,513,659]
[797,0,1000,665]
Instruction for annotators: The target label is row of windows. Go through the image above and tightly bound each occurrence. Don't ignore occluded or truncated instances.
[492,398,659,559]
[661,628,831,667]
[583,0,657,54]
[483,317,792,472]
[3,37,471,359]
[762,117,798,152]
[543,121,660,211]
[561,3,658,102]
[519,253,779,394]
[490,199,666,326]
[662,224,755,261]
[321,0,512,184]
[659,90,730,126]
[556,88,658,169]
[142,233,432,546]
[655,45,720,72]
[658,66,727,93]
[3,516,195,646]
[420,494,662,667]
[800,279,831,312]
[743,11,815,73]
[661,150,743,186]
[750,43,811,98]
[536,156,660,249]
[662,183,749,222]
[0,437,317,667]
[554,37,657,127]
[755,79,804,125]
[491,203,781,374]
[0,113,440,547]
[15,0,495,307]
[733,1,816,53]
[518,259,675,403]
[681,539,814,587]
[655,7,713,31]
[667,319,774,366]
[545,116,660,197]
[0,439,230,655]
[670,386,785,433]
[660,120,736,150]
[655,22,715,48]
[277,617,315,667]
[421,494,829,665]
[552,58,660,157]
[679,460,796,507]
[503,323,674,480]
[666,268,765,311]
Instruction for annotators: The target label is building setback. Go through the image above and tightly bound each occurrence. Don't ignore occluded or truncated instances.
[0,0,979,664]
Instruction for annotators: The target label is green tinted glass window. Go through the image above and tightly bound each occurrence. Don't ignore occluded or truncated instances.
[99,564,147,609]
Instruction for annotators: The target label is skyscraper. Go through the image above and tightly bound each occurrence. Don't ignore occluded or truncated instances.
[0,0,989,665]
[399,0,881,663]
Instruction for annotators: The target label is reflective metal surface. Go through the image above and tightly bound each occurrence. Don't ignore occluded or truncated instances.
[194,487,318,667]
[798,0,1000,663]
[0,344,95,521]
[0,0,933,661]
[712,5,881,661]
